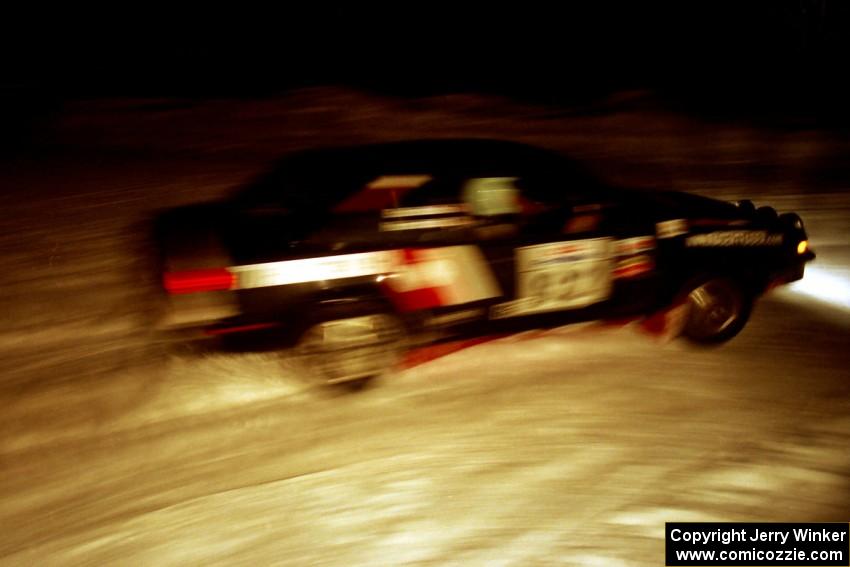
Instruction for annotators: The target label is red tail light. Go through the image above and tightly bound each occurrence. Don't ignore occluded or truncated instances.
[163,268,236,294]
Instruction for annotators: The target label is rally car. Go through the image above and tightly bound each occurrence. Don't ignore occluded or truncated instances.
[155,139,814,385]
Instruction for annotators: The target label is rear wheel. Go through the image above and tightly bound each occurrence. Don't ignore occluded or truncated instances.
[682,277,752,344]
[293,309,407,389]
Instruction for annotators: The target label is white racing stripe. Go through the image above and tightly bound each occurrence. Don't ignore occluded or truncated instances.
[230,251,401,289]
[228,245,502,309]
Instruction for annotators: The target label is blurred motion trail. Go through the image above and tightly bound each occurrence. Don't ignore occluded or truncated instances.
[1,89,848,566]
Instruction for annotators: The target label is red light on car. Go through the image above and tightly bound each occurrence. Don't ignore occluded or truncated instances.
[163,268,236,294]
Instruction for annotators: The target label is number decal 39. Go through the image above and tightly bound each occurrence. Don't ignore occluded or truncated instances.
[492,238,614,319]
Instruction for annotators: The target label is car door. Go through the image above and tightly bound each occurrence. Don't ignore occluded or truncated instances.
[381,173,654,330]
[470,182,620,329]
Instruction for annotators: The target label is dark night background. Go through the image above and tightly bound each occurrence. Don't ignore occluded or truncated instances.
[2,1,849,131]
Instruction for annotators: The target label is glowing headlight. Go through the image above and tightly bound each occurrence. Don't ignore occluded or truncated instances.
[788,266,850,311]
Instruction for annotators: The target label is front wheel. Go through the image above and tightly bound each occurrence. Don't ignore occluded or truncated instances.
[682,277,752,344]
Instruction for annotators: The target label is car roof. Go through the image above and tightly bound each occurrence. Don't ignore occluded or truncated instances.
[234,139,609,209]
[279,138,567,172]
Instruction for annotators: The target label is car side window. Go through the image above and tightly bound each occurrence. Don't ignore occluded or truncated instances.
[397,176,463,207]
[511,176,607,237]
[461,177,522,217]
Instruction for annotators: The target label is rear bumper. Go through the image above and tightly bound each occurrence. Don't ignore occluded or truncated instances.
[154,290,241,332]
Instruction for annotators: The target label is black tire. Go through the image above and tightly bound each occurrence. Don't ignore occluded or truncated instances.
[681,276,753,345]
[289,300,407,389]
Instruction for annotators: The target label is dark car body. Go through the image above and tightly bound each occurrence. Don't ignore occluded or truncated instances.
[155,139,814,382]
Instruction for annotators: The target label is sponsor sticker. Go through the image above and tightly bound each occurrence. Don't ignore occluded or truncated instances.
[656,219,688,239]
[614,236,656,256]
[381,246,502,311]
[613,255,654,279]
[685,231,783,247]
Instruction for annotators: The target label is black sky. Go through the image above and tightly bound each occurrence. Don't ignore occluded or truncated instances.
[2,2,849,118]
